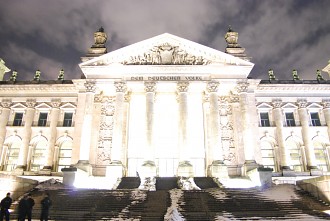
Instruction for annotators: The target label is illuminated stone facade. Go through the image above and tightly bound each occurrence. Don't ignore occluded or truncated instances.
[0,29,329,179]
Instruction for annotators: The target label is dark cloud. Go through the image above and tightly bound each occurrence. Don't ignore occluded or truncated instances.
[0,0,329,81]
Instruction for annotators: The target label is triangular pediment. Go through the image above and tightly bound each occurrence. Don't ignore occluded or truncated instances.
[79,33,254,79]
[257,103,273,109]
[60,103,76,110]
[282,103,298,109]
[11,103,27,109]
[307,103,323,109]
[35,103,51,109]
[81,33,252,67]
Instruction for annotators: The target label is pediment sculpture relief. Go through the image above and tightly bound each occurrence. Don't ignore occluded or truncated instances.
[122,43,212,65]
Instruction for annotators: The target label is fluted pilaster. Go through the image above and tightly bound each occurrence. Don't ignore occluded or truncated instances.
[297,99,317,170]
[0,99,12,168]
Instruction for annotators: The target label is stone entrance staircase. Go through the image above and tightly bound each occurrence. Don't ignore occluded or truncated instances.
[9,177,330,220]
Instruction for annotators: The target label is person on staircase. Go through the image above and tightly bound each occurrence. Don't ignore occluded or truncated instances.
[40,192,52,221]
[0,192,12,221]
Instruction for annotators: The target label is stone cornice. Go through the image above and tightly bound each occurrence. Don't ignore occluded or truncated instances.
[257,84,330,91]
[0,83,77,92]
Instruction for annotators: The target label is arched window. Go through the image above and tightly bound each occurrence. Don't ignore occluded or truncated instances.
[286,138,304,172]
[312,135,329,172]
[2,135,22,171]
[29,135,48,171]
[260,135,277,172]
[56,135,73,172]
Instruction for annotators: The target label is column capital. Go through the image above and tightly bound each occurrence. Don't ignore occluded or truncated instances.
[26,99,37,108]
[272,99,282,108]
[177,81,189,93]
[84,80,96,93]
[297,99,308,108]
[144,81,156,93]
[322,99,330,109]
[114,81,127,93]
[1,99,12,108]
[206,81,219,93]
[236,81,249,93]
[51,99,61,108]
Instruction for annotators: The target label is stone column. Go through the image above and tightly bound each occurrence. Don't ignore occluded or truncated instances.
[16,99,36,173]
[0,99,12,169]
[237,82,258,173]
[297,99,319,175]
[107,81,127,178]
[206,81,228,178]
[322,99,330,140]
[176,81,193,177]
[76,81,96,174]
[43,99,61,172]
[140,81,157,178]
[272,99,292,173]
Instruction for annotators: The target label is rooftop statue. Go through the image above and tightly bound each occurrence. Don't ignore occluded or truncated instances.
[94,26,107,46]
[316,69,324,81]
[292,69,300,80]
[58,69,64,80]
[268,69,277,80]
[9,70,17,81]
[34,70,41,81]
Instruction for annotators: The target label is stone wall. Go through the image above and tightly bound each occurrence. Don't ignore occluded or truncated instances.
[296,175,330,204]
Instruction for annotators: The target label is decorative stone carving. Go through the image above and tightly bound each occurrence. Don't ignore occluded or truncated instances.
[51,99,61,108]
[97,96,115,165]
[218,99,236,164]
[84,80,96,93]
[144,81,156,93]
[236,82,249,93]
[123,43,211,65]
[322,99,330,109]
[58,69,64,80]
[94,27,107,46]
[272,99,282,108]
[114,81,127,93]
[297,99,308,108]
[34,70,41,81]
[9,70,17,81]
[1,99,12,108]
[206,81,219,93]
[94,91,104,103]
[228,91,239,103]
[177,81,189,93]
[26,99,37,108]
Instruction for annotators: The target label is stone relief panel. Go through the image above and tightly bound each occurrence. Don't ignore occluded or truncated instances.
[96,96,115,165]
[219,96,237,165]
[122,43,212,65]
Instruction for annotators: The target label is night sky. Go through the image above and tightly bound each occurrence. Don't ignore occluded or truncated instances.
[0,0,330,81]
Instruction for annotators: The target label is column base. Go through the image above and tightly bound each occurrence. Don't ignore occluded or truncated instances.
[61,167,78,187]
[12,165,25,175]
[106,161,125,179]
[242,160,259,176]
[207,160,228,178]
[139,160,157,178]
[177,161,194,177]
[310,168,323,176]
[247,167,273,188]
[75,160,93,176]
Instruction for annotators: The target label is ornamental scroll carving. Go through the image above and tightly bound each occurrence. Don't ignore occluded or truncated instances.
[1,99,12,108]
[114,81,127,93]
[322,99,330,109]
[297,99,308,109]
[144,81,156,93]
[272,99,282,109]
[122,43,212,65]
[26,99,37,108]
[84,80,96,93]
[96,96,115,165]
[207,81,219,93]
[51,99,61,108]
[218,97,236,165]
[236,82,249,93]
[177,81,189,93]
